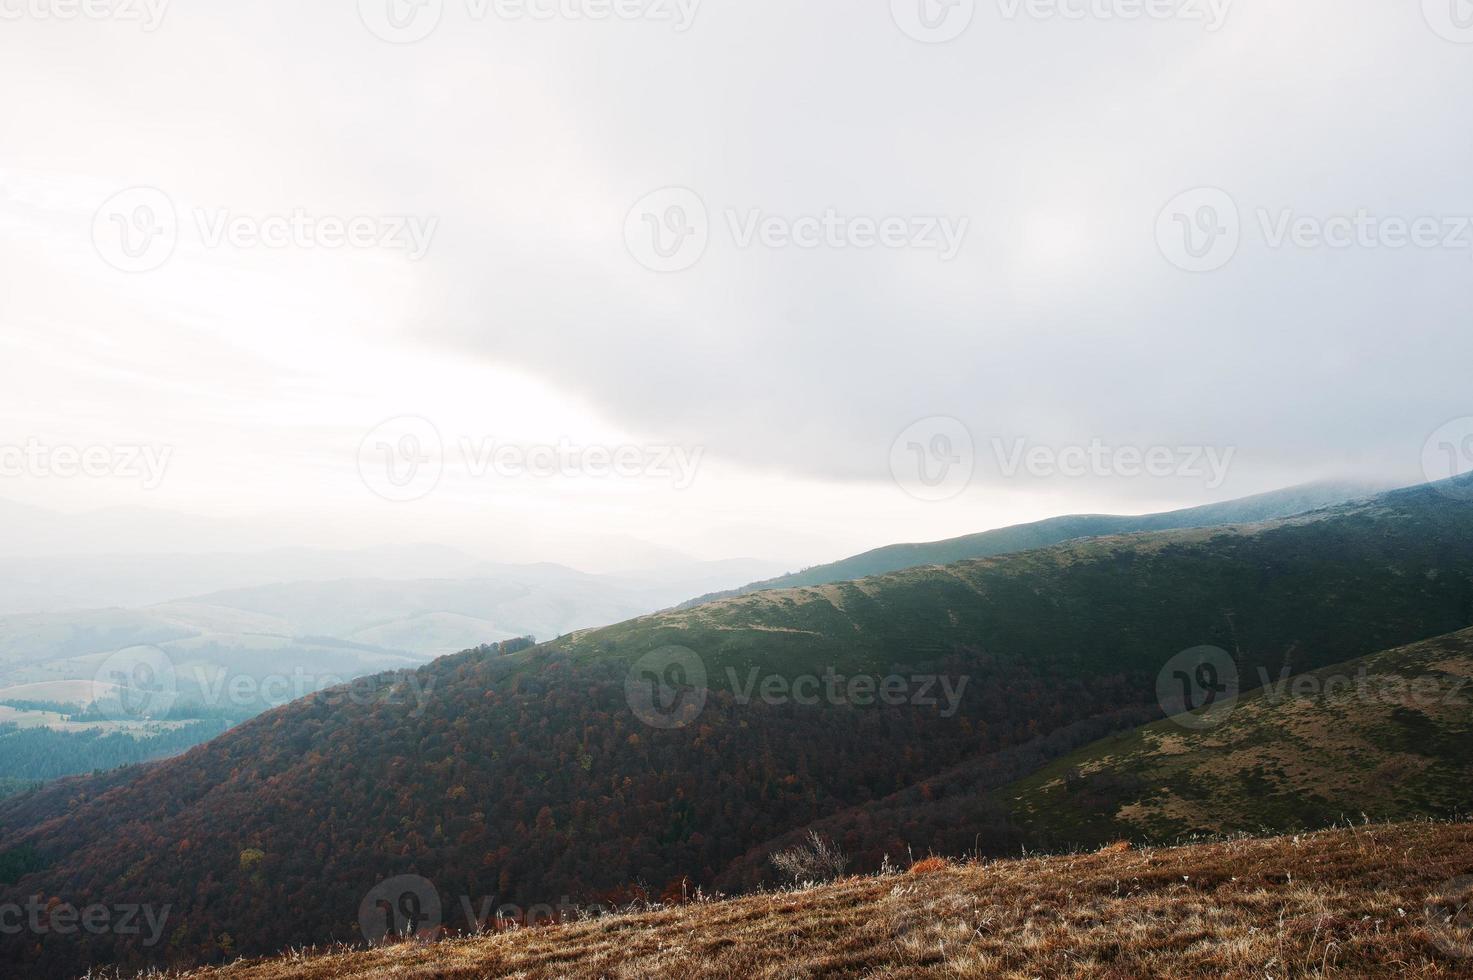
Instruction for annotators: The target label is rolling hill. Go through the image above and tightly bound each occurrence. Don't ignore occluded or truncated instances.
[0,476,1470,976]
[679,479,1386,607]
[731,626,1473,891]
[1005,627,1473,846]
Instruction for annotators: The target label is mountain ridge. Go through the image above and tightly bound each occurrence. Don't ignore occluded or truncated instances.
[676,478,1389,608]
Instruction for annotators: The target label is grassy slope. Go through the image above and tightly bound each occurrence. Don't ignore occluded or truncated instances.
[178,820,1473,979]
[551,480,1473,694]
[5,479,1472,975]
[1005,628,1473,846]
[679,479,1384,607]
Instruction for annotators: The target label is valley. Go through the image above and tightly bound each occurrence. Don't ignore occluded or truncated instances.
[1,477,1470,975]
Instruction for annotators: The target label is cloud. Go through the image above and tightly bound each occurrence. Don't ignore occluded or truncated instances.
[1,0,1469,567]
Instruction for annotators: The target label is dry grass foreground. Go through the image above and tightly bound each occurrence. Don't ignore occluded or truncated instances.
[174,821,1473,979]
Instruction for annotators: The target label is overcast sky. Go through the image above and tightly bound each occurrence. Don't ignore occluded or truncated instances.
[1,0,1470,571]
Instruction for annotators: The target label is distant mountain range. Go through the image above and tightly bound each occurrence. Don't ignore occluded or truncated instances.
[0,557,789,784]
[0,557,790,705]
[2,475,1469,976]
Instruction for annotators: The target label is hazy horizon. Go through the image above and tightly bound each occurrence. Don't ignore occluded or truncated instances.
[5,0,1473,578]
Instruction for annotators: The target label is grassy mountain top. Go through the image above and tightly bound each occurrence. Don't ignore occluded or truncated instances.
[679,479,1386,607]
[1006,627,1473,847]
[174,820,1473,979]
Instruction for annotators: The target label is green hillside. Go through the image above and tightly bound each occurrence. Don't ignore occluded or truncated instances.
[1,477,1471,976]
[1005,628,1473,846]
[559,479,1466,696]
[679,479,1384,607]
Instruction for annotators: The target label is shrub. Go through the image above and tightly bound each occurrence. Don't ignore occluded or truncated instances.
[770,832,848,885]
[908,856,950,875]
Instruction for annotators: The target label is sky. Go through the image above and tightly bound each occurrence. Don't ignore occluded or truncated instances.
[1,0,1471,572]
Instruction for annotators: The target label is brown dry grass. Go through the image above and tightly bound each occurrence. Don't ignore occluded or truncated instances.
[175,821,1473,979]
